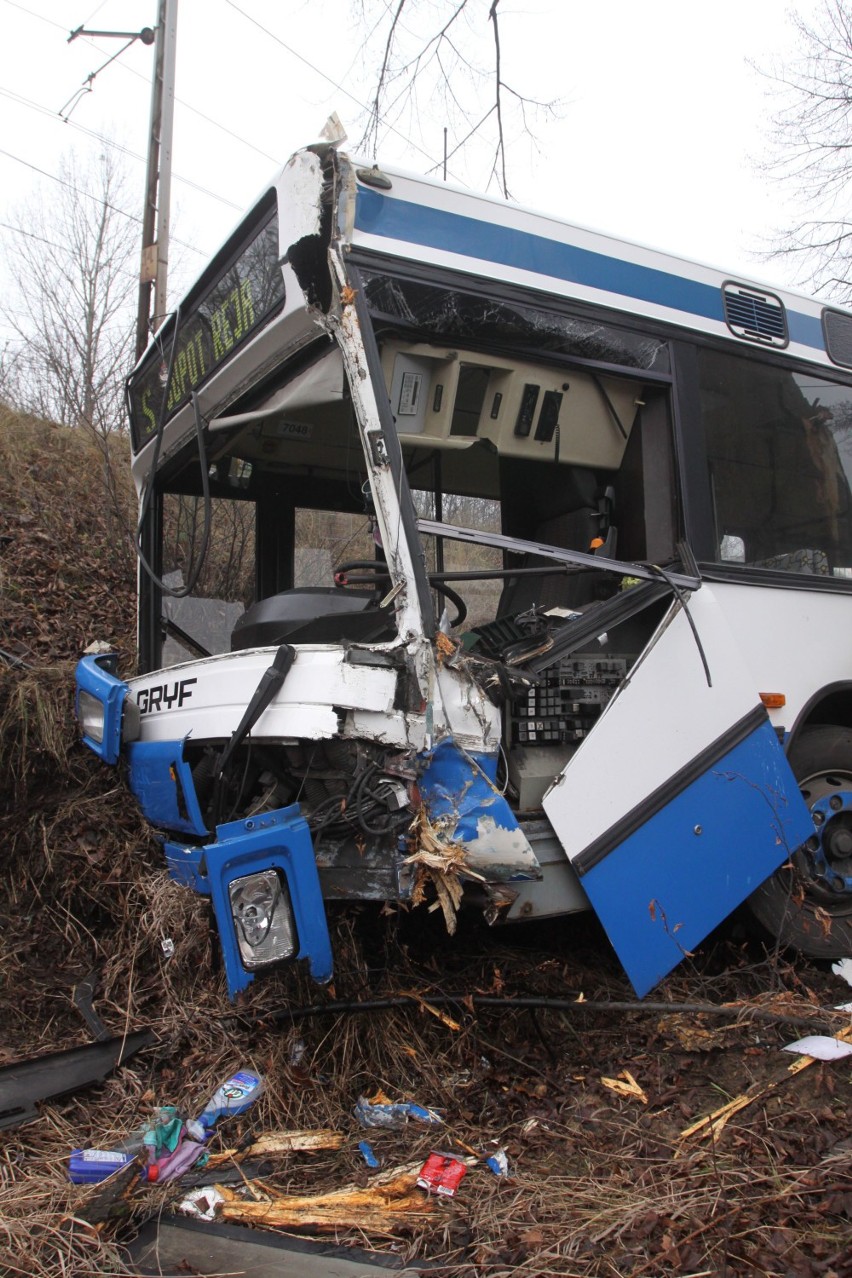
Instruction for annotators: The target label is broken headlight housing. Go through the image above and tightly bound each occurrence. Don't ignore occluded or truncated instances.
[228,869,297,969]
[78,689,106,744]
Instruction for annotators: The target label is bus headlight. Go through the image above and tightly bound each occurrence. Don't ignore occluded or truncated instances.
[228,870,296,969]
[78,690,106,744]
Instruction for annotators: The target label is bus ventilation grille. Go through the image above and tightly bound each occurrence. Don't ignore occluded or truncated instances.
[822,309,852,368]
[722,284,788,347]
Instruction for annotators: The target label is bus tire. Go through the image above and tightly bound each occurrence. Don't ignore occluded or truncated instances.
[748,725,852,959]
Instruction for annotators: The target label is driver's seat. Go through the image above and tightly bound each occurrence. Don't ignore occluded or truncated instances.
[230,588,395,650]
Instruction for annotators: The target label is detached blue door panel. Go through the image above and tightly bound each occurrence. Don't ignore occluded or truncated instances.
[543,587,813,994]
[577,715,813,996]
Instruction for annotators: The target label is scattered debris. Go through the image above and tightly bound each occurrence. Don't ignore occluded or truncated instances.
[359,1140,381,1168]
[354,1091,443,1129]
[178,1186,225,1221]
[484,1148,510,1176]
[600,1070,649,1103]
[71,970,110,1041]
[416,1151,468,1197]
[405,809,470,935]
[680,1024,852,1145]
[396,988,462,1031]
[206,1128,345,1167]
[831,957,852,987]
[781,1034,852,1061]
[0,1030,154,1130]
[216,1162,434,1233]
[197,1068,264,1130]
[68,1147,137,1184]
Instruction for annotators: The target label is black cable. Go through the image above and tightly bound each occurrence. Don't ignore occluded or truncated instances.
[590,372,628,440]
[225,740,254,824]
[652,562,712,688]
[226,992,836,1034]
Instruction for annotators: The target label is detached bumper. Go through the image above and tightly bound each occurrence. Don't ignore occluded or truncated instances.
[165,805,333,998]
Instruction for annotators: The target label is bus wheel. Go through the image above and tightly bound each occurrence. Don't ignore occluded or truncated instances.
[748,725,852,959]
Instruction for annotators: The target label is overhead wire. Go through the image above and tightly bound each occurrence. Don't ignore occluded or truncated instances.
[1,0,281,166]
[221,0,466,181]
[0,143,207,259]
[0,217,139,286]
[3,0,471,220]
[0,84,243,214]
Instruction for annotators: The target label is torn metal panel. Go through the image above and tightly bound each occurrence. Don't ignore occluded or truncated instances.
[164,804,332,998]
[127,1215,422,1278]
[0,1031,154,1130]
[274,149,335,312]
[126,739,209,836]
[416,738,540,882]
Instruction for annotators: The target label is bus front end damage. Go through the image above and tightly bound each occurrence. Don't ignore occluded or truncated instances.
[76,631,543,998]
[75,142,818,999]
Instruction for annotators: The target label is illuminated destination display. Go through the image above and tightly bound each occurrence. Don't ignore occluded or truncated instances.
[129,206,286,449]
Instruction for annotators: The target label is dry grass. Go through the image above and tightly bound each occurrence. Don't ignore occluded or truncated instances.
[1,406,850,1274]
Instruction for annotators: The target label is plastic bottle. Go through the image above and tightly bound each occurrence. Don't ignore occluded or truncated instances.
[196,1069,264,1131]
[68,1148,136,1184]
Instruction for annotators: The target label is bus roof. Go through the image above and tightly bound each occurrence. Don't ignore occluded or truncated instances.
[138,145,852,388]
[346,154,850,371]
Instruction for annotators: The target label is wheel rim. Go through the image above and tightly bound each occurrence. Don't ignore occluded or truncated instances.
[795,765,852,902]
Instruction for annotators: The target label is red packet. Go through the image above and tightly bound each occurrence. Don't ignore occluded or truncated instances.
[416,1151,468,1197]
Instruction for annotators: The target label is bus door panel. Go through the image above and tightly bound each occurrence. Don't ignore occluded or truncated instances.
[541,584,813,995]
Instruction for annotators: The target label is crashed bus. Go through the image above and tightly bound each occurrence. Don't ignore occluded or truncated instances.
[76,143,852,999]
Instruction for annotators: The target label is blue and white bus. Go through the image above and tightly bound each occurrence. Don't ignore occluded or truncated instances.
[76,142,852,999]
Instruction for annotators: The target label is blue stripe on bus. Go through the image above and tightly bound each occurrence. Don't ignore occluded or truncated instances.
[355,188,825,354]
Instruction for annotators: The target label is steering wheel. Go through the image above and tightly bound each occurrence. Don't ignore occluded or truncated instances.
[334,560,468,628]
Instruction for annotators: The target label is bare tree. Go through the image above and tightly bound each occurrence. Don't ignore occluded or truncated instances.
[354,0,559,199]
[1,148,138,435]
[761,1,852,298]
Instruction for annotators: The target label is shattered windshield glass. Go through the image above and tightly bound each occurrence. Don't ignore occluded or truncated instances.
[360,269,669,373]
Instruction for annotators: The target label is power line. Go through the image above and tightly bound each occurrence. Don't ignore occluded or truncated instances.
[0,217,139,284]
[0,145,207,258]
[221,0,456,176]
[0,83,244,214]
[1,0,281,167]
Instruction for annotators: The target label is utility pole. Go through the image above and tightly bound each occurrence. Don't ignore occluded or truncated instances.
[136,0,178,361]
[67,13,173,362]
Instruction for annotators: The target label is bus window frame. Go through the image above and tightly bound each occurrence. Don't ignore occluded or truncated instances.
[673,335,852,593]
[128,190,286,453]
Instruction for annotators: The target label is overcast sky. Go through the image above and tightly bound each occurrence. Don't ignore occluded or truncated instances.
[0,0,820,348]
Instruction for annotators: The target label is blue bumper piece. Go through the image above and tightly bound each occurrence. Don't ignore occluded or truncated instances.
[417,738,538,880]
[126,740,209,838]
[164,805,333,998]
[75,654,128,765]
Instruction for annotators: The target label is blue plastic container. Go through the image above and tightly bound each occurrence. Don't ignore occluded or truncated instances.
[196,1069,264,1130]
[68,1148,136,1184]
